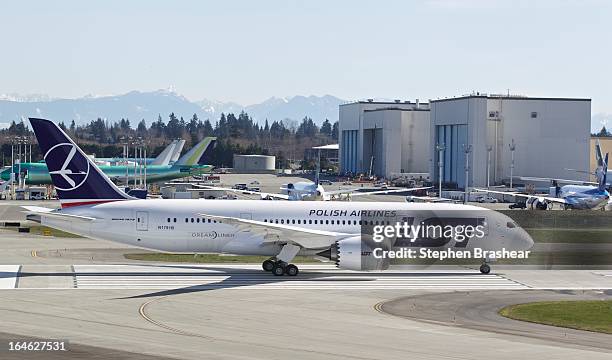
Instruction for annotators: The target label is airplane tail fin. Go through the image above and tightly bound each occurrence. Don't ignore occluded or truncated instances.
[151,140,177,166]
[596,140,605,167]
[170,139,186,163]
[598,153,608,191]
[29,118,133,208]
[176,137,217,166]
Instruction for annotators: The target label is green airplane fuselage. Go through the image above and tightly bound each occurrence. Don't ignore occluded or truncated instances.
[1,162,212,185]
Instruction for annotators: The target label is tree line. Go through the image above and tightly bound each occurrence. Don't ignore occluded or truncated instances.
[0,112,339,168]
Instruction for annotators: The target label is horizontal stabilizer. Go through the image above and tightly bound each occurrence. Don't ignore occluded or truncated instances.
[21,206,98,222]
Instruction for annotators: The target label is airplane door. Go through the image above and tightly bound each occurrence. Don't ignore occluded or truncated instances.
[136,211,149,231]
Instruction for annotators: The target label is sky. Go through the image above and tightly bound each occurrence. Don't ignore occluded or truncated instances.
[1,0,611,127]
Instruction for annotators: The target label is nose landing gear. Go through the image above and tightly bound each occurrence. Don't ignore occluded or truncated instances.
[479,263,491,274]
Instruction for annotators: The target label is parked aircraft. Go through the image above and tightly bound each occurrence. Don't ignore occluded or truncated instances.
[188,181,429,201]
[23,118,533,276]
[94,139,186,166]
[475,153,609,210]
[0,137,216,185]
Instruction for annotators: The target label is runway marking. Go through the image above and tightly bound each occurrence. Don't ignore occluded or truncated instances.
[73,264,529,290]
[0,265,21,289]
[30,250,37,257]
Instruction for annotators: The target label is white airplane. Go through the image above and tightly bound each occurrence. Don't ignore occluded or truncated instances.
[23,118,533,276]
[186,181,430,201]
[95,139,186,166]
[475,145,611,210]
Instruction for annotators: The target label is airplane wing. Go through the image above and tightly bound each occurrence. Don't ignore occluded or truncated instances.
[473,188,568,204]
[325,186,431,197]
[21,206,99,221]
[406,195,455,203]
[189,184,290,200]
[517,176,595,186]
[198,213,355,249]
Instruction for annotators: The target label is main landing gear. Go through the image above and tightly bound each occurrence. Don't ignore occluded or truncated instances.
[262,244,301,276]
[262,258,299,276]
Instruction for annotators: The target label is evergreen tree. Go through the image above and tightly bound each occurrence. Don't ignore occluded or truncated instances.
[596,126,611,137]
[320,119,332,137]
[137,119,147,135]
[331,121,339,140]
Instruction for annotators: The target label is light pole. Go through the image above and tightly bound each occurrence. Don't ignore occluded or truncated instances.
[509,139,516,189]
[463,144,472,204]
[435,143,445,199]
[486,145,493,188]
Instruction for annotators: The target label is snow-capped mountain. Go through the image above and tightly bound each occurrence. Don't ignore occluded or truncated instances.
[0,89,202,126]
[0,93,56,102]
[198,95,344,124]
[245,95,342,124]
[0,90,345,127]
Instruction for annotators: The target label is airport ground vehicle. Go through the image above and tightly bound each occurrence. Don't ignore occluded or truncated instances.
[233,183,248,190]
[24,118,534,276]
[476,196,498,203]
[509,201,527,209]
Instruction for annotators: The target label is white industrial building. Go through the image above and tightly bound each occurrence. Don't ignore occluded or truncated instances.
[339,100,431,178]
[430,94,591,188]
[233,154,276,173]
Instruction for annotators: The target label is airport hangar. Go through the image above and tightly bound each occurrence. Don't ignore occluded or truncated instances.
[339,95,592,188]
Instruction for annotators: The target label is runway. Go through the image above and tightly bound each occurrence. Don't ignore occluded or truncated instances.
[4,264,612,291]
[71,265,529,290]
[1,228,612,359]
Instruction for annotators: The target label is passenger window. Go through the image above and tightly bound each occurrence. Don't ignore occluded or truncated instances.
[292,219,295,224]
[173,218,177,223]
[167,218,171,223]
[185,218,188,223]
[281,219,284,224]
[309,220,312,224]
[326,220,329,225]
[507,221,516,228]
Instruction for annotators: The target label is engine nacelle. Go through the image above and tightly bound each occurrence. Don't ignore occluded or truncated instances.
[319,236,390,271]
[528,197,548,210]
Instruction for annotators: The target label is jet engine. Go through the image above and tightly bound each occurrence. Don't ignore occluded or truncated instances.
[528,197,549,210]
[317,236,390,271]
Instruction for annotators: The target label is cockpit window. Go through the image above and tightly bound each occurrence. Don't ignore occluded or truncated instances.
[507,221,517,228]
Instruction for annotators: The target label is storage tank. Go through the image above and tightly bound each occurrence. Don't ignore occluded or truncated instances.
[233,155,276,173]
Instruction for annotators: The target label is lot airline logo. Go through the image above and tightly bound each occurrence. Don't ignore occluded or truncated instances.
[44,143,90,191]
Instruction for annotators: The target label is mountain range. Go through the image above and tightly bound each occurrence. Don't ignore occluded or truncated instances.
[0,90,345,128]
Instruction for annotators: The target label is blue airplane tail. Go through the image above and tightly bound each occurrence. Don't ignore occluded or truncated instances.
[598,153,608,191]
[29,118,132,208]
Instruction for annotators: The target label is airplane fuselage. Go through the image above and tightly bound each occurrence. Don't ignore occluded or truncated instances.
[559,185,610,210]
[2,163,212,185]
[42,200,533,257]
